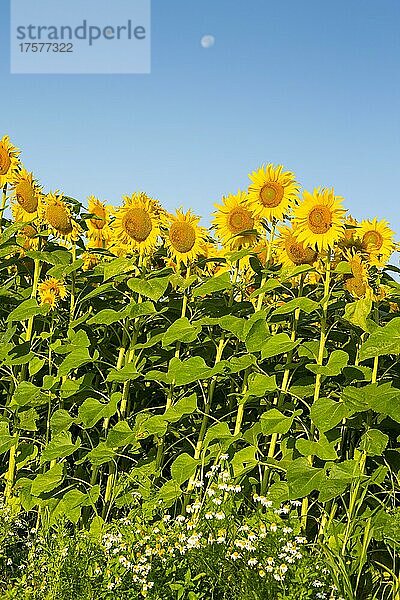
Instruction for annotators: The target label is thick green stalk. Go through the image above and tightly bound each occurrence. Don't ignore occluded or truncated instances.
[24,257,41,348]
[174,265,191,360]
[69,244,77,321]
[340,310,380,550]
[194,337,226,460]
[233,237,274,439]
[301,254,331,528]
[6,257,41,502]
[256,222,276,311]
[4,436,18,503]
[0,184,7,233]
[266,277,304,462]
[155,267,191,472]
[102,326,129,432]
[102,258,145,513]
[102,462,116,520]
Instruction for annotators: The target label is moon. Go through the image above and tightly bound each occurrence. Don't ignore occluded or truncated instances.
[201,35,215,49]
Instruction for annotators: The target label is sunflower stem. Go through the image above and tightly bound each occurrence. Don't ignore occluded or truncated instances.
[175,264,191,359]
[0,184,7,233]
[256,222,276,311]
[261,276,304,495]
[183,336,226,509]
[69,243,77,321]
[4,436,18,504]
[233,249,267,440]
[301,253,331,529]
[7,254,41,503]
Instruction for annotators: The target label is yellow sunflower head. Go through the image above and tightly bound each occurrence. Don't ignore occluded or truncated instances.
[86,195,112,249]
[11,198,40,252]
[276,224,318,268]
[212,190,260,250]
[40,192,80,244]
[38,277,67,309]
[247,163,300,222]
[337,215,363,254]
[10,169,42,220]
[0,136,20,188]
[357,218,395,267]
[347,252,368,279]
[163,208,207,266]
[111,192,161,256]
[82,251,101,272]
[344,276,368,299]
[342,251,371,298]
[292,188,346,252]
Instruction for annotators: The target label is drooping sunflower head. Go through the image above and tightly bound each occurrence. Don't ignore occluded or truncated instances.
[346,252,368,279]
[0,136,20,187]
[247,163,300,222]
[38,277,67,310]
[342,251,370,298]
[163,208,208,266]
[10,169,42,220]
[337,215,363,255]
[356,218,395,267]
[276,224,318,268]
[40,192,80,244]
[11,202,39,253]
[86,195,112,249]
[111,192,161,256]
[212,190,260,250]
[344,276,368,299]
[292,188,347,252]
[82,251,101,272]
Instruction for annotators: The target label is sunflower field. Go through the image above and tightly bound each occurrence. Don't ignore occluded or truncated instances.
[0,135,399,600]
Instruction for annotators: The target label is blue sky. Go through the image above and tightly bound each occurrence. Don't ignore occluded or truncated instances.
[1,0,399,234]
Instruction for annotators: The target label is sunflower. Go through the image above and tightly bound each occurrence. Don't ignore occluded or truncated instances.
[292,188,346,252]
[247,163,299,222]
[347,252,368,279]
[10,169,42,221]
[275,224,318,268]
[163,208,207,266]
[38,277,67,309]
[40,192,80,244]
[341,251,371,298]
[86,195,112,249]
[82,252,101,271]
[111,192,161,256]
[357,218,395,267]
[212,191,259,250]
[11,197,40,251]
[0,136,20,188]
[344,276,368,298]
